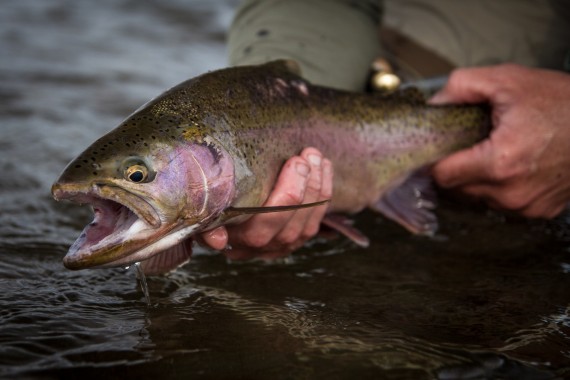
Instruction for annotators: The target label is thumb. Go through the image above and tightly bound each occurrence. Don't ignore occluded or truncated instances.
[429,66,499,105]
[432,140,493,188]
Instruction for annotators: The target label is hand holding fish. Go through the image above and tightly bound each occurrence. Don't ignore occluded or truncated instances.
[431,64,570,218]
[200,148,332,259]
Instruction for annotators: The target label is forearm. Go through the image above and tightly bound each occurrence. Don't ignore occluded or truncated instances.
[228,0,382,91]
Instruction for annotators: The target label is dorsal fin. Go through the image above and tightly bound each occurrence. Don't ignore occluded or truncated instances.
[264,59,303,76]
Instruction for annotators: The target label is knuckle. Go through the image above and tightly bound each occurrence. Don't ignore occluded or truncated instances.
[521,208,543,219]
[306,176,322,193]
[523,202,564,219]
[488,158,508,181]
[493,190,530,210]
[301,223,320,240]
[488,154,521,182]
[277,227,302,245]
[241,233,272,249]
[321,182,333,199]
[282,190,304,206]
[497,63,525,75]
[447,69,464,86]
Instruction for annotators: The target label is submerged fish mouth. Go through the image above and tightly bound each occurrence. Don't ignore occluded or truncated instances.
[51,182,169,269]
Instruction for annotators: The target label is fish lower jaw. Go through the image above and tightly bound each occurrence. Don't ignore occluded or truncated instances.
[63,198,164,269]
[63,199,200,270]
[93,224,201,269]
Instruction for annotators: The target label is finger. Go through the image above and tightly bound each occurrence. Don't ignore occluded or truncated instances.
[273,148,324,244]
[224,246,293,261]
[199,226,228,250]
[226,156,310,249]
[432,139,494,188]
[522,199,565,219]
[302,157,333,238]
[457,181,535,213]
[461,182,568,218]
[520,185,570,219]
[428,65,508,105]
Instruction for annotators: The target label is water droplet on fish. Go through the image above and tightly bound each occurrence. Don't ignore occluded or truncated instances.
[134,262,151,306]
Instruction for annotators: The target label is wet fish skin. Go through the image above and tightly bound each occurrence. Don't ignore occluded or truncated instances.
[52,60,489,273]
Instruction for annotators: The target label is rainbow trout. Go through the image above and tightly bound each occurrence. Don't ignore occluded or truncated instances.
[52,60,489,275]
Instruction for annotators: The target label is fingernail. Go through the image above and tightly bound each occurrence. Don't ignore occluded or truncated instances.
[308,154,321,166]
[296,162,310,177]
[428,92,448,105]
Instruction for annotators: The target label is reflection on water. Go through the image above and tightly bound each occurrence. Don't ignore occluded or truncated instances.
[0,1,569,379]
[135,262,152,306]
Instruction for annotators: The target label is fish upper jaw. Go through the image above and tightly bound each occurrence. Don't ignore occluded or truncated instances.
[52,181,162,228]
[51,181,171,269]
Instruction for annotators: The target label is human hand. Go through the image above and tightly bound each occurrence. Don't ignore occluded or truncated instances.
[431,64,570,218]
[198,147,333,260]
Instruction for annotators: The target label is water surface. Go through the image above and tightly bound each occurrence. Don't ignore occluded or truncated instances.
[1,1,569,379]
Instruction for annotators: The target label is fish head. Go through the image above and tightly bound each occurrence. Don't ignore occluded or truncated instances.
[52,115,235,270]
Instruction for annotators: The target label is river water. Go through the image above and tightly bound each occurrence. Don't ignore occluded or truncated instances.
[1,1,569,379]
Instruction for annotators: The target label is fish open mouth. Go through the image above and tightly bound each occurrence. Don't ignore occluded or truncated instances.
[52,182,167,269]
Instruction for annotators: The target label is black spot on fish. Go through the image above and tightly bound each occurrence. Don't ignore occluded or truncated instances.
[244,46,252,54]
[75,164,81,168]
[257,29,269,37]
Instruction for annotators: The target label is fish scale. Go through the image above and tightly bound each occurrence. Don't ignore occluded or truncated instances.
[52,60,489,275]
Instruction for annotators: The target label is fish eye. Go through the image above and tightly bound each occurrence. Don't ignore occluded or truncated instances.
[120,157,155,183]
[124,164,148,183]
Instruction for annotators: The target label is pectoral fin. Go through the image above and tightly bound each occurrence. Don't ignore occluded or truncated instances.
[322,214,370,247]
[140,239,193,276]
[372,169,438,235]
